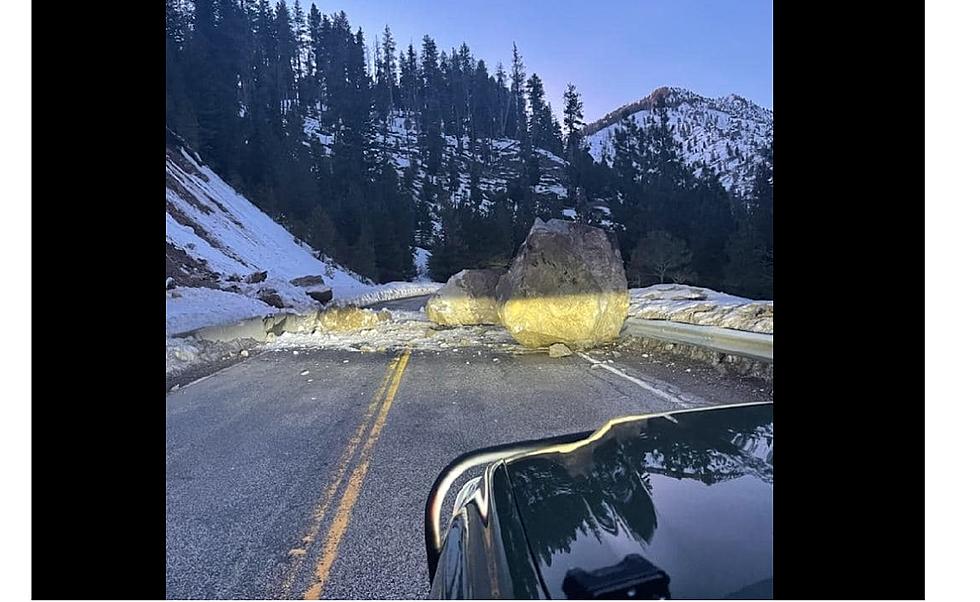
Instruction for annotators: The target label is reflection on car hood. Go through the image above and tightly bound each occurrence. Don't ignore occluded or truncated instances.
[503,403,773,599]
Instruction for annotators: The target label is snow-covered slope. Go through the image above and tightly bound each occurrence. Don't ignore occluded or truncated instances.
[303,113,569,235]
[166,132,372,335]
[584,87,772,195]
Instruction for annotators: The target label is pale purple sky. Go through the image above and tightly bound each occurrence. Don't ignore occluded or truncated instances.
[300,0,773,122]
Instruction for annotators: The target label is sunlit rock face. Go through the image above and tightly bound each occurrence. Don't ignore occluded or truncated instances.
[316,306,392,332]
[496,218,629,349]
[425,269,504,326]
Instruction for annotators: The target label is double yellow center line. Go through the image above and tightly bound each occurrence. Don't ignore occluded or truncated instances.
[280,348,413,600]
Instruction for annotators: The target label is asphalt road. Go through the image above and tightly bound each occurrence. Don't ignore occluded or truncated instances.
[166,323,770,600]
[364,294,431,312]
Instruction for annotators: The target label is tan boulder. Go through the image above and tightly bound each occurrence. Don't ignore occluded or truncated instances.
[496,218,629,349]
[425,269,504,326]
[548,343,574,358]
[316,306,392,332]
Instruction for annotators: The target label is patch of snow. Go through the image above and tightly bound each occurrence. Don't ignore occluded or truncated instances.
[534,182,567,197]
[303,117,334,151]
[413,247,432,282]
[536,148,567,165]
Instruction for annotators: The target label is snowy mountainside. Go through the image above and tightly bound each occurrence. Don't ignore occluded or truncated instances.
[166,132,372,334]
[304,113,569,220]
[584,87,773,195]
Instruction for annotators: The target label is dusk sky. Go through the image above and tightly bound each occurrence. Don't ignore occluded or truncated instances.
[299,0,773,122]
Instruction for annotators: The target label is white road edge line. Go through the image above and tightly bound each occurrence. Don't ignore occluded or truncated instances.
[172,348,269,392]
[577,352,692,408]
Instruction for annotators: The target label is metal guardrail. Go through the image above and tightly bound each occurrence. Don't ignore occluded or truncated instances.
[622,318,773,362]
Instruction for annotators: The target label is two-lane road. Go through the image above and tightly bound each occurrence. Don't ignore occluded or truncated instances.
[365,294,430,312]
[166,312,770,599]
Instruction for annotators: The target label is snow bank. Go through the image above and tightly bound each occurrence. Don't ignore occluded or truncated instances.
[166,336,203,374]
[168,280,445,338]
[629,284,773,334]
[166,287,275,336]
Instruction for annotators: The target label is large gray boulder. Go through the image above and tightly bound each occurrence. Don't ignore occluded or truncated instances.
[290,274,326,287]
[496,218,629,348]
[306,288,334,305]
[425,269,504,326]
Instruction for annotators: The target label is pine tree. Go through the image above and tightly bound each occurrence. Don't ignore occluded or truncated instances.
[687,167,735,288]
[304,4,323,108]
[751,141,773,253]
[470,59,491,147]
[291,0,306,75]
[550,114,563,154]
[493,62,509,140]
[166,1,199,146]
[351,224,378,281]
[184,0,242,171]
[648,99,685,191]
[559,82,589,203]
[723,210,768,298]
[272,1,298,115]
[418,35,444,176]
[723,140,773,298]
[379,26,397,117]
[526,74,547,149]
[562,83,584,153]
[508,44,526,141]
[399,44,419,113]
[306,205,338,258]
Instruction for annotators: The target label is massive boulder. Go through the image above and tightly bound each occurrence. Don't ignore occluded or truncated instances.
[496,218,629,348]
[425,269,504,326]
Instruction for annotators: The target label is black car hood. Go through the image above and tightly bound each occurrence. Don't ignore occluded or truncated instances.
[503,403,773,599]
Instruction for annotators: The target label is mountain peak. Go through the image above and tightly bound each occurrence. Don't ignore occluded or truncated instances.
[583,86,773,195]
